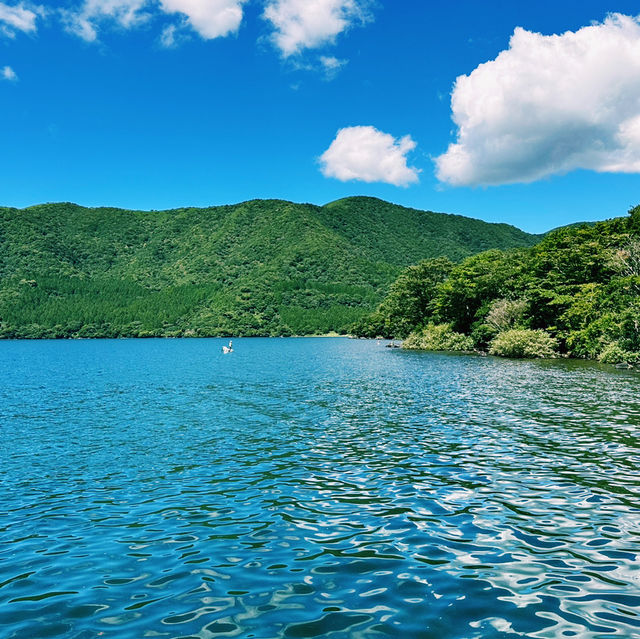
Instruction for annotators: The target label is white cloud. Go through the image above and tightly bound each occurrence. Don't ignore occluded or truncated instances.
[0,2,43,37]
[65,0,245,42]
[158,0,246,40]
[63,0,149,41]
[1,64,17,80]
[263,0,370,57]
[436,14,640,186]
[320,54,345,72]
[320,125,420,187]
[160,22,178,46]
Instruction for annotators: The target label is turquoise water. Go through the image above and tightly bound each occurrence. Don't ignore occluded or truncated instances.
[1,337,639,639]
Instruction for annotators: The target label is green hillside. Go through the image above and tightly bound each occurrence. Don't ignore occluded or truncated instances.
[353,206,640,364]
[0,197,539,338]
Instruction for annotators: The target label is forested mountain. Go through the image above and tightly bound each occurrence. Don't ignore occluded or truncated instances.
[354,206,640,364]
[0,197,539,338]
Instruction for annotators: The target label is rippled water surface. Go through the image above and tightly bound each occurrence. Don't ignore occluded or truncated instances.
[1,338,639,639]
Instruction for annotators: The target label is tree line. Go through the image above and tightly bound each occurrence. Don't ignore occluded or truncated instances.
[352,206,640,363]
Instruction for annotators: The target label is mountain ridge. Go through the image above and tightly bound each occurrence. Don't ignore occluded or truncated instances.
[0,197,541,338]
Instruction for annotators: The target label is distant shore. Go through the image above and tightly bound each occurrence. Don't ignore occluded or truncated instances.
[0,333,353,340]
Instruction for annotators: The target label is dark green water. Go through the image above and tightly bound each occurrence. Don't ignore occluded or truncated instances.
[1,338,639,638]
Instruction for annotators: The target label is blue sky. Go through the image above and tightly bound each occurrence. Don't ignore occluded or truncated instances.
[1,0,640,232]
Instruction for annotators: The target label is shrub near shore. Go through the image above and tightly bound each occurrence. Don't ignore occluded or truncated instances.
[402,324,473,352]
[488,329,558,359]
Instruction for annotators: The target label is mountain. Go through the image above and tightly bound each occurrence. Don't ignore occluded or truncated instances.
[0,197,540,338]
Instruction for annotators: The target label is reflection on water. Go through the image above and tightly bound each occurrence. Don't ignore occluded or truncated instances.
[0,338,639,638]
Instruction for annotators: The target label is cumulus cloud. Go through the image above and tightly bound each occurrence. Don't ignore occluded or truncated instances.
[1,64,17,80]
[0,2,43,37]
[158,0,246,40]
[320,125,420,186]
[263,0,370,57]
[436,13,640,186]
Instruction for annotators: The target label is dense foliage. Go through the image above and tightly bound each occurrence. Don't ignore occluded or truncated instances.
[355,206,640,363]
[402,324,473,352]
[488,329,559,359]
[0,197,538,338]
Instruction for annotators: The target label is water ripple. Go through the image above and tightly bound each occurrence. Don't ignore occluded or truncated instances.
[0,338,639,638]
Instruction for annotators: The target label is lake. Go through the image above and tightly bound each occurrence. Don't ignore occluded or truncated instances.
[1,337,639,638]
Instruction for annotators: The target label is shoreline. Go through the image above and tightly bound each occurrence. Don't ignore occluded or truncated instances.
[0,333,353,340]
